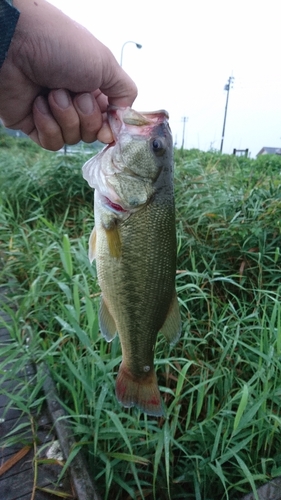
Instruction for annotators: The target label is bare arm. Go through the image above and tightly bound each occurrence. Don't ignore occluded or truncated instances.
[0,0,137,150]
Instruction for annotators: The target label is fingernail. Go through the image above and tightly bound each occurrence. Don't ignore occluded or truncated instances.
[36,96,49,115]
[53,89,70,109]
[76,93,94,115]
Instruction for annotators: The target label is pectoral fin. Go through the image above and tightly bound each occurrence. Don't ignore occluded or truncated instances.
[99,296,117,342]
[88,227,97,263]
[104,224,122,259]
[160,292,181,345]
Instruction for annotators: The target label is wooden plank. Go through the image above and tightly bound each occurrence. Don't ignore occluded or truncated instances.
[0,407,23,421]
[242,478,281,500]
[0,365,37,384]
[0,446,33,479]
[0,444,74,499]
[0,290,75,500]
[16,491,73,500]
[0,443,74,500]
[0,430,53,460]
[0,413,31,438]
[42,364,101,500]
[0,327,11,334]
[0,334,11,342]
[0,314,12,323]
[0,462,65,500]
[0,393,12,408]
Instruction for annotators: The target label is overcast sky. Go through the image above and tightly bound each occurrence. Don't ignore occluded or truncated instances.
[49,0,281,157]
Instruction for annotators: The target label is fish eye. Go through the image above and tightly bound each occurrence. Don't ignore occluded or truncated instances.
[152,139,162,151]
[151,138,165,156]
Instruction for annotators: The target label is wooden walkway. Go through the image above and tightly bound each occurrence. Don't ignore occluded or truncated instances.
[0,285,74,500]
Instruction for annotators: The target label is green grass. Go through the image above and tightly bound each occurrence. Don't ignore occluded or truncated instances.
[1,137,281,499]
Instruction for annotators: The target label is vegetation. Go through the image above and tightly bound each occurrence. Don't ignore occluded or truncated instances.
[1,136,281,499]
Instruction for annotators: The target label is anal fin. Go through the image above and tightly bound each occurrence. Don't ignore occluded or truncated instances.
[99,296,117,342]
[160,291,181,345]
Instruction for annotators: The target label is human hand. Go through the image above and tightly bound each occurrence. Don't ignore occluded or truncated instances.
[0,0,137,150]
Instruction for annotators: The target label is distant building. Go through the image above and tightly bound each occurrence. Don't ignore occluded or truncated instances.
[233,148,249,157]
[257,146,281,156]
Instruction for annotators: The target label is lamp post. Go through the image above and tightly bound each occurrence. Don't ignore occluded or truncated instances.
[220,75,234,153]
[181,116,188,150]
[120,41,142,67]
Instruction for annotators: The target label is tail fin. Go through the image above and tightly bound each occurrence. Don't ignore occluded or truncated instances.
[115,363,164,417]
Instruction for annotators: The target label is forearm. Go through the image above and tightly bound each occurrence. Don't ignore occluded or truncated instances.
[0,0,20,69]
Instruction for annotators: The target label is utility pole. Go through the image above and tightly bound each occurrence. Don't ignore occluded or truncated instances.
[220,75,234,153]
[181,116,188,150]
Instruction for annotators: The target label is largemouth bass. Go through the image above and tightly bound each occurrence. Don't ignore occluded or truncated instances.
[82,107,181,416]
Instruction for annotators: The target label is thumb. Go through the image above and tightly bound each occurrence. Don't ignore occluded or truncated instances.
[95,49,138,107]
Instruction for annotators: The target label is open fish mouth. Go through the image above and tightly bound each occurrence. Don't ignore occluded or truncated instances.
[108,106,170,140]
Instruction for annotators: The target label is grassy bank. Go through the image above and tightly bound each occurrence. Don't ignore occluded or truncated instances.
[1,136,281,499]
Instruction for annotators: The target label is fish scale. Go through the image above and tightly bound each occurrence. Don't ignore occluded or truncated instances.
[98,203,175,355]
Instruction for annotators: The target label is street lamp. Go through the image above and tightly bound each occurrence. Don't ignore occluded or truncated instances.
[120,41,142,67]
[220,75,234,153]
[181,116,188,150]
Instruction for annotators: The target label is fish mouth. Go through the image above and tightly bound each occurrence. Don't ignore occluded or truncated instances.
[108,107,170,139]
[108,106,169,123]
